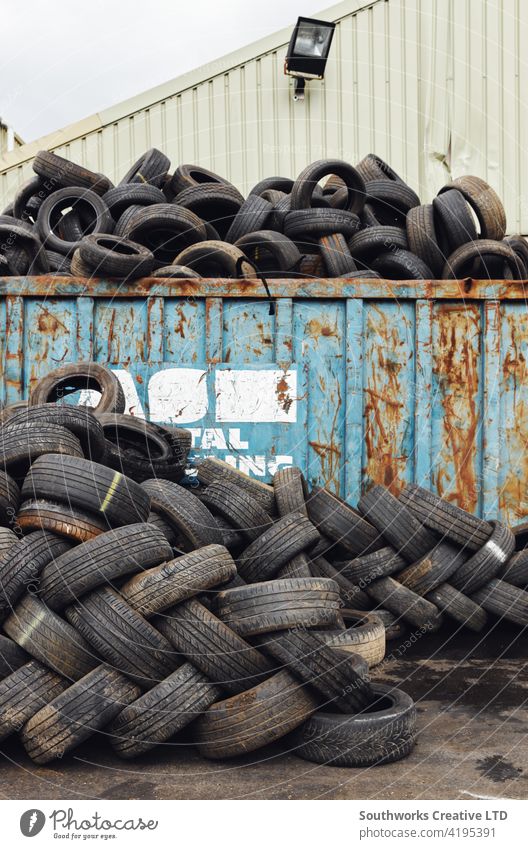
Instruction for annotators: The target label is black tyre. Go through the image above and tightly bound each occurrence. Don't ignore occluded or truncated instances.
[433,188,477,252]
[21,664,141,764]
[33,150,112,196]
[174,184,244,240]
[0,530,72,620]
[215,577,342,637]
[318,232,357,276]
[355,154,405,184]
[234,230,302,276]
[349,225,408,261]
[273,467,307,517]
[500,549,528,588]
[237,512,320,582]
[310,555,371,610]
[174,240,253,277]
[396,541,467,595]
[16,499,108,542]
[154,597,272,694]
[451,522,515,594]
[276,552,313,579]
[398,483,493,551]
[0,634,30,678]
[261,629,373,711]
[373,609,407,641]
[291,682,416,766]
[284,208,360,240]
[4,594,98,681]
[358,484,438,563]
[366,576,443,629]
[0,527,18,557]
[37,187,113,256]
[22,454,151,528]
[426,582,488,631]
[0,660,68,742]
[195,669,318,759]
[442,239,522,280]
[109,662,221,758]
[119,148,170,189]
[338,546,406,586]
[29,361,125,414]
[406,204,445,277]
[5,403,106,460]
[98,414,190,483]
[0,470,20,526]
[438,175,506,240]
[371,248,433,280]
[150,264,201,278]
[365,179,420,226]
[195,458,276,514]
[0,423,83,478]
[77,234,155,279]
[66,587,178,686]
[120,543,236,616]
[471,578,528,626]
[291,159,366,215]
[38,523,172,610]
[249,176,294,197]
[323,610,386,667]
[102,183,166,219]
[306,487,382,557]
[141,478,222,549]
[200,480,273,541]
[168,163,232,197]
[123,203,207,265]
[225,195,272,243]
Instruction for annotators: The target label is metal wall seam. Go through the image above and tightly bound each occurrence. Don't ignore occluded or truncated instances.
[481,300,501,518]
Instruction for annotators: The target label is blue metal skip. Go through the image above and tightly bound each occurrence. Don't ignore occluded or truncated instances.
[1,276,527,524]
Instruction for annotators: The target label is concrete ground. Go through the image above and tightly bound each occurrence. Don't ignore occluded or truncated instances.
[1,622,526,800]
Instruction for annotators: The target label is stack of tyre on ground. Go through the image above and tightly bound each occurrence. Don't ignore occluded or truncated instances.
[1,366,526,769]
[0,362,416,769]
[1,147,525,281]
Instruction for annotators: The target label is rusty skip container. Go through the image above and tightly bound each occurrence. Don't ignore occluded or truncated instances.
[1,275,526,524]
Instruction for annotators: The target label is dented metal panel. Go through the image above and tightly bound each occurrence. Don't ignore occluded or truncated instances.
[1,276,527,524]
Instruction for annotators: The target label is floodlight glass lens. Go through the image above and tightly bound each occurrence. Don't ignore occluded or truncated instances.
[294,24,332,58]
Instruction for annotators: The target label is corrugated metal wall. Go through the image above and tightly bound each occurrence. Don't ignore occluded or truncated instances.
[0,123,22,158]
[0,0,526,229]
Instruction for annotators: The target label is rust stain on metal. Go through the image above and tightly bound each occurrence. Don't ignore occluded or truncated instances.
[276,375,293,414]
[37,307,67,335]
[173,305,188,339]
[363,307,408,494]
[500,311,528,521]
[432,304,480,512]
[310,381,343,492]
[306,318,338,341]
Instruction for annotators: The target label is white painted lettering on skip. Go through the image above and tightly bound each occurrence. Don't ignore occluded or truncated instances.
[215,369,297,423]
[103,368,299,424]
[148,368,208,423]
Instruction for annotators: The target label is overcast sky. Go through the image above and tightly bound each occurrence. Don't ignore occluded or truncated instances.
[0,0,324,142]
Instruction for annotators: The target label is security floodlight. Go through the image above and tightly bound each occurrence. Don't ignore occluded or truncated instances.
[285,16,336,100]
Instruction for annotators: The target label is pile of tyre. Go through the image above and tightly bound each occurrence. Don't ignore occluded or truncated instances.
[0,362,417,768]
[1,147,525,281]
[1,365,526,769]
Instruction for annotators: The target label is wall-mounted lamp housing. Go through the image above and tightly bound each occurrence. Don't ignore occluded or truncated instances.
[285,16,336,100]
